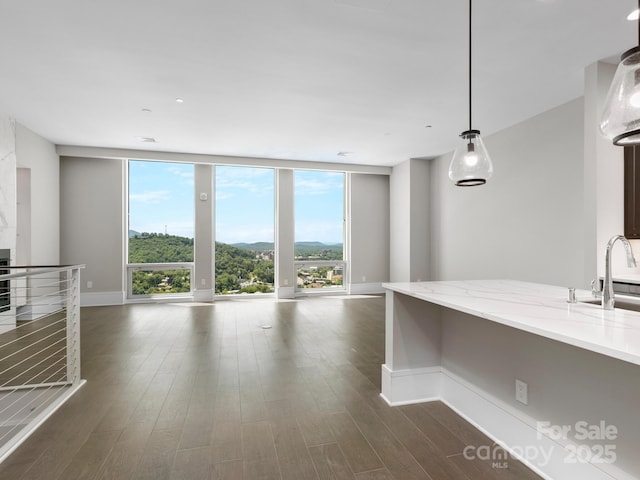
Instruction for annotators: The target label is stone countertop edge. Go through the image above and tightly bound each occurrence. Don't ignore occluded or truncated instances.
[382,279,640,367]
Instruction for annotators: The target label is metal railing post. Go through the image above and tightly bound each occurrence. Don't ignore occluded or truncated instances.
[65,267,81,385]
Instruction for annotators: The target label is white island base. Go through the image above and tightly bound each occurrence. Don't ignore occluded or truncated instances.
[382,280,640,480]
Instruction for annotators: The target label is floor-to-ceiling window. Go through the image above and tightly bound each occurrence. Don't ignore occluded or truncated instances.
[294,170,346,292]
[127,160,194,298]
[215,165,275,295]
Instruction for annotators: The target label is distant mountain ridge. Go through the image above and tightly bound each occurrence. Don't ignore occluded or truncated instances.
[231,241,342,250]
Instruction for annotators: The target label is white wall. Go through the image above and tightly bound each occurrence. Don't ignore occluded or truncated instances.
[0,114,16,260]
[15,123,59,265]
[430,98,588,289]
[350,173,390,292]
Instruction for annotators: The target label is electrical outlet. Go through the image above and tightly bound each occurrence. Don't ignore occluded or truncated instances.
[201,278,206,286]
[515,379,528,405]
[87,281,93,289]
[284,279,289,286]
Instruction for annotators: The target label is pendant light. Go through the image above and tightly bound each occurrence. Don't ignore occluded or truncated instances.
[600,1,640,145]
[449,0,493,186]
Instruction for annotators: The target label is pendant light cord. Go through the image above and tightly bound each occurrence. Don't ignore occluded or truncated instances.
[468,0,472,132]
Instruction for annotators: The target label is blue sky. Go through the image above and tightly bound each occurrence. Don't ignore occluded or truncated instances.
[294,170,344,244]
[129,161,344,244]
[129,161,195,238]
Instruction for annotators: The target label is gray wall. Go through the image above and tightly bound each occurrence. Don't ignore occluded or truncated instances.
[276,169,295,297]
[389,158,430,283]
[194,163,213,298]
[390,160,411,282]
[350,173,390,290]
[60,156,124,297]
[429,97,587,288]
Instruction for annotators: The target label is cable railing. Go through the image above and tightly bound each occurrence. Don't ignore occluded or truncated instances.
[0,265,84,463]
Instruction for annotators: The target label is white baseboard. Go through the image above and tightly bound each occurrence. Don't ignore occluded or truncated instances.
[193,289,213,302]
[381,365,634,480]
[349,282,385,295]
[80,291,125,307]
[380,364,442,406]
[277,286,295,299]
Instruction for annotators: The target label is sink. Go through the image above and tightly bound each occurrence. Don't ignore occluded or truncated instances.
[579,298,640,312]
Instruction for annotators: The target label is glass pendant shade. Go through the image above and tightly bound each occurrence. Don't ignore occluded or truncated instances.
[448,129,493,186]
[600,46,640,146]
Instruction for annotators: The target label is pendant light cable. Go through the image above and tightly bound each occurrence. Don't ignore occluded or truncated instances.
[468,0,472,133]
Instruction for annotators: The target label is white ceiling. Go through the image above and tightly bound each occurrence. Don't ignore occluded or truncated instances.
[0,0,635,167]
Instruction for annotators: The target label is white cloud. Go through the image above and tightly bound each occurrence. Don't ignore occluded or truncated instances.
[130,190,171,203]
[295,173,344,196]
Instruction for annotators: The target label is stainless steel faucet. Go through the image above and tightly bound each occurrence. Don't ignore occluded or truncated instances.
[603,235,637,310]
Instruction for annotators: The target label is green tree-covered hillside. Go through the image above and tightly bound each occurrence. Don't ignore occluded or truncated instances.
[215,242,274,294]
[129,233,194,263]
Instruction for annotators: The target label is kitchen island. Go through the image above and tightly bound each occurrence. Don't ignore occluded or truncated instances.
[382,280,640,480]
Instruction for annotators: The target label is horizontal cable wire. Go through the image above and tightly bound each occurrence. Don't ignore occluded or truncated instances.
[0,343,67,389]
[0,338,66,384]
[0,318,66,355]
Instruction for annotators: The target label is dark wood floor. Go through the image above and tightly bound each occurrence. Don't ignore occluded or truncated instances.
[0,295,542,480]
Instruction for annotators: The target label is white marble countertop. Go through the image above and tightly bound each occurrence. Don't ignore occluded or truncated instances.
[382,279,640,367]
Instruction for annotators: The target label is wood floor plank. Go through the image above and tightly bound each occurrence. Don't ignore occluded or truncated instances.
[399,403,467,457]
[94,422,155,480]
[56,430,120,480]
[354,468,395,479]
[211,419,243,463]
[153,372,197,432]
[296,412,335,447]
[241,421,278,462]
[131,428,182,480]
[170,446,212,480]
[346,404,431,480]
[212,459,244,480]
[270,417,318,480]
[326,412,383,474]
[308,443,355,480]
[241,421,281,479]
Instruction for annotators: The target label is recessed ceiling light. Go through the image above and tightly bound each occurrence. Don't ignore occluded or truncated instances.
[628,9,639,21]
[136,136,157,143]
[175,97,184,103]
